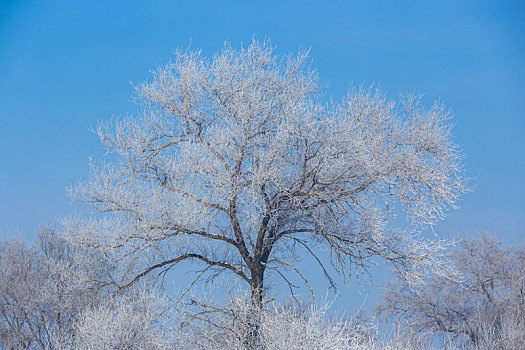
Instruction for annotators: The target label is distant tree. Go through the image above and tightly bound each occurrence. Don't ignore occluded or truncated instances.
[68,39,465,344]
[0,228,112,349]
[0,238,40,349]
[377,234,525,349]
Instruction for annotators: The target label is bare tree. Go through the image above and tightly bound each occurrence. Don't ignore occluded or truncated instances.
[377,234,525,349]
[67,39,465,342]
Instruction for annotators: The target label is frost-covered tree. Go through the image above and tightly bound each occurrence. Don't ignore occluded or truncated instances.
[377,234,525,349]
[176,292,441,350]
[184,294,370,350]
[69,39,464,319]
[0,228,111,349]
[68,288,175,350]
[0,238,41,349]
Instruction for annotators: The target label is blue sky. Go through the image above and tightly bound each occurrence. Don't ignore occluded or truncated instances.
[1,1,524,312]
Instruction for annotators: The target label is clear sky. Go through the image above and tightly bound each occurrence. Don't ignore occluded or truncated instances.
[1,0,524,312]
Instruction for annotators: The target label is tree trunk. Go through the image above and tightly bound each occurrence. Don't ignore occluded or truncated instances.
[245,266,264,349]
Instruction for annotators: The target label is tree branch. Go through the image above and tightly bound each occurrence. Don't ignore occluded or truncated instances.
[119,253,250,292]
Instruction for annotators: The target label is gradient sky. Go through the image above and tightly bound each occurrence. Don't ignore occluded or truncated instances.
[1,0,524,313]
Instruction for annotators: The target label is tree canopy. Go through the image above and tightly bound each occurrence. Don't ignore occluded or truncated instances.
[68,40,465,310]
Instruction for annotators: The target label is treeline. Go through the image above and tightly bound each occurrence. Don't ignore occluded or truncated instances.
[0,229,523,349]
